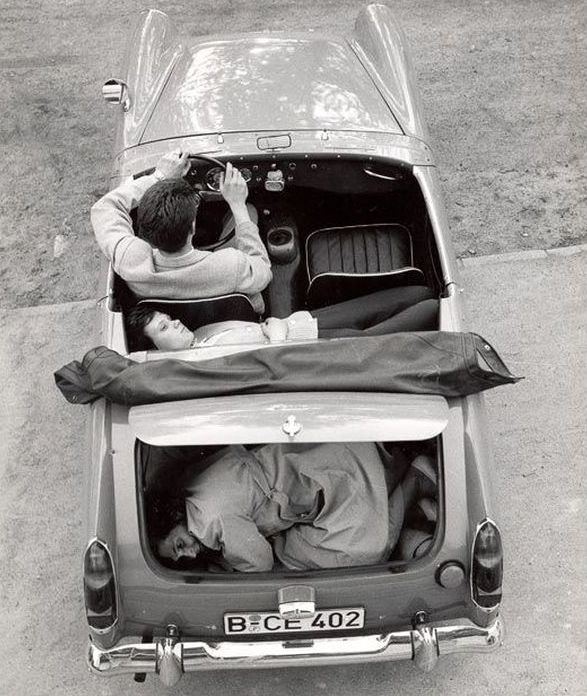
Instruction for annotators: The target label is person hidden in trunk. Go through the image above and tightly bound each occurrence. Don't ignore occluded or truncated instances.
[148,441,394,572]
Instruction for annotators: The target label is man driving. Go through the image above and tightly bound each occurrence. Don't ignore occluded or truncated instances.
[91,149,272,312]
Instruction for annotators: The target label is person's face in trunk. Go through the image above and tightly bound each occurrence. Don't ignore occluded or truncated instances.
[157,523,201,561]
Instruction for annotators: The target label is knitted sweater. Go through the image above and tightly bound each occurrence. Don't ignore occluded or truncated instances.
[91,174,272,313]
[192,312,318,347]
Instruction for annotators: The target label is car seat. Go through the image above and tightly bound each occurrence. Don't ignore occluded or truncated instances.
[305,223,425,309]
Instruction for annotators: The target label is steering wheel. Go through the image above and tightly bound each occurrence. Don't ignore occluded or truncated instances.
[186,153,225,175]
[133,154,226,197]
[185,153,228,196]
[184,155,235,252]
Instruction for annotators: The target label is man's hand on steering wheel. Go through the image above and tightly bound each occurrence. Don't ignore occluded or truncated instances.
[219,162,249,208]
[154,149,191,180]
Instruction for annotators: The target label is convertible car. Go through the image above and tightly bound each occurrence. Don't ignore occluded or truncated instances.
[81,4,506,687]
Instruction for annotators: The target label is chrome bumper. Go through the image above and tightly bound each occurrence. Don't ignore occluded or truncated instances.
[88,616,504,686]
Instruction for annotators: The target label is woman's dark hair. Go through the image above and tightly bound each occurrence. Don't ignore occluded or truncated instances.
[137,179,200,253]
[126,305,158,350]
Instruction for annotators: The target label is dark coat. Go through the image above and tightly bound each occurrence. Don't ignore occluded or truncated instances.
[183,442,390,572]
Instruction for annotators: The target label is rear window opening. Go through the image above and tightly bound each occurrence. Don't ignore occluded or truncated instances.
[136,437,441,576]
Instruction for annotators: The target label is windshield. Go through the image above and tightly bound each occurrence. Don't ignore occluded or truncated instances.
[142,37,402,142]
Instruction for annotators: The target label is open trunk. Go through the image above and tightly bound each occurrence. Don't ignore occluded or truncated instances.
[98,394,485,645]
[136,430,444,577]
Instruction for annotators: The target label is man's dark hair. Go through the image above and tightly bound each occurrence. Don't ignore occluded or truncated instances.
[147,491,221,568]
[126,305,158,349]
[146,492,187,553]
[137,179,200,253]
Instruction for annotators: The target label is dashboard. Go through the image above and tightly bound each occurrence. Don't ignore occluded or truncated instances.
[182,155,413,196]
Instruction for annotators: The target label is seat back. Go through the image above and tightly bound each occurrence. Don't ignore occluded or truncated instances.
[127,294,259,352]
[305,223,425,309]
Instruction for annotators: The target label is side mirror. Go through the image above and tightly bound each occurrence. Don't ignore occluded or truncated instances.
[102,79,130,111]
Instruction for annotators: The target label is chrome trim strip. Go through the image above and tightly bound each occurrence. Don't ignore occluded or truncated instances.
[136,292,255,307]
[363,168,398,181]
[88,616,504,681]
[306,267,425,303]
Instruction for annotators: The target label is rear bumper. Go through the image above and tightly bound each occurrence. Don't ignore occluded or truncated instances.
[88,615,504,686]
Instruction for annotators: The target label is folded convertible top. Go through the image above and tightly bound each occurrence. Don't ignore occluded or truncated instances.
[54,332,520,407]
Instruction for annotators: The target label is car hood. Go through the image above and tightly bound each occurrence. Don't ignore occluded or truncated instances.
[141,35,403,143]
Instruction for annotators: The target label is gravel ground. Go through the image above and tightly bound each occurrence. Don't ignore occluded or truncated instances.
[0,0,585,309]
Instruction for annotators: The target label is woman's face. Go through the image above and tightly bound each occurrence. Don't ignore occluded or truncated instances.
[157,524,201,561]
[144,311,193,350]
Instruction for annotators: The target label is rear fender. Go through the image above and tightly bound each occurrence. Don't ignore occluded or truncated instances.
[450,394,503,626]
[350,4,429,141]
[85,400,115,543]
[85,399,122,647]
[113,9,183,153]
[461,394,499,527]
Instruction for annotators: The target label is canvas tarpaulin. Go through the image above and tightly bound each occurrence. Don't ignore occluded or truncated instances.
[54,332,520,407]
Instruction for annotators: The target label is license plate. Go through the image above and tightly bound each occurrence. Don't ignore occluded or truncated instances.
[224,607,364,635]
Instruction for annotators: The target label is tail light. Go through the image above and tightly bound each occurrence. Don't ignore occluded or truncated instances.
[471,519,503,610]
[84,540,118,630]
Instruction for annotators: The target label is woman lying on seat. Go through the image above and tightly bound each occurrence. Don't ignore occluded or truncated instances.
[128,286,438,350]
